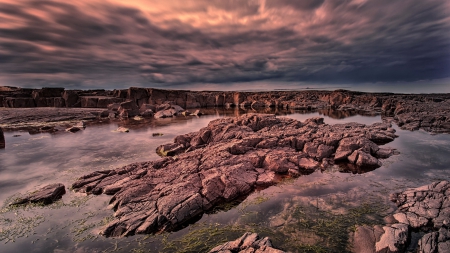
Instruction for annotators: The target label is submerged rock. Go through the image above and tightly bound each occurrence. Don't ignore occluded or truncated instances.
[209,232,285,253]
[66,126,82,133]
[72,114,398,237]
[115,127,129,133]
[10,183,66,206]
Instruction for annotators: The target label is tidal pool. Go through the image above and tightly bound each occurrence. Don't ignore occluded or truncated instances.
[1,108,449,252]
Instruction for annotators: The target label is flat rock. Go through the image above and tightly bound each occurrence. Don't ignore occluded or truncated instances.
[10,183,66,206]
[72,114,398,237]
[209,232,285,253]
[390,181,450,229]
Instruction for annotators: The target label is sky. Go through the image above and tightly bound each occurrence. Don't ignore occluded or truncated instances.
[0,0,449,92]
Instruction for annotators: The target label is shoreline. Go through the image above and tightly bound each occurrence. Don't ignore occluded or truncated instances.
[1,86,450,134]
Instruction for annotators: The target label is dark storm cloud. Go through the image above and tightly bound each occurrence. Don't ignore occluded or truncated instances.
[0,0,449,88]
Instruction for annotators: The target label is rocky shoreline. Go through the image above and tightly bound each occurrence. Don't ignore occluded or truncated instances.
[1,86,449,134]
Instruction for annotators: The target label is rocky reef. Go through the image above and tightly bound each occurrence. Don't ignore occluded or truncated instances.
[71,114,398,237]
[352,181,450,253]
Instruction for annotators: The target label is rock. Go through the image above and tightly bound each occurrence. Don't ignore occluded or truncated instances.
[191,109,203,116]
[100,110,110,118]
[152,133,164,137]
[32,88,65,98]
[352,225,384,253]
[3,97,36,108]
[117,100,140,118]
[10,183,66,206]
[209,232,285,253]
[133,116,144,121]
[66,126,82,133]
[154,108,177,118]
[375,223,409,253]
[62,90,80,107]
[139,103,156,113]
[97,97,125,108]
[75,121,86,128]
[418,227,450,253]
[72,114,398,237]
[0,127,5,149]
[115,127,129,133]
[390,181,450,229]
[352,181,450,253]
[156,103,172,111]
[107,103,121,111]
[140,109,154,118]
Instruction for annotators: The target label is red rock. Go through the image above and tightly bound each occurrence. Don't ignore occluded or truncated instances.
[10,183,66,205]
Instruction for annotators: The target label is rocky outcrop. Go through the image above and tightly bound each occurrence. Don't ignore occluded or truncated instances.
[0,127,5,149]
[10,183,66,206]
[352,181,450,253]
[209,232,285,253]
[382,96,450,133]
[71,114,397,237]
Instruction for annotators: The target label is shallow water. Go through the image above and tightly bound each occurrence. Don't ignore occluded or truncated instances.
[0,108,449,252]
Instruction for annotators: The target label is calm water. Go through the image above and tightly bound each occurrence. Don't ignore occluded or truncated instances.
[1,108,449,252]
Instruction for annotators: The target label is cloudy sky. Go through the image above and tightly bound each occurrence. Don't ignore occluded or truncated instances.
[0,0,449,91]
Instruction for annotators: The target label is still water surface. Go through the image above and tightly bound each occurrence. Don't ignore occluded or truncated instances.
[1,108,449,252]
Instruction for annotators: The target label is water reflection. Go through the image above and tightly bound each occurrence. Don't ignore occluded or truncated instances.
[0,108,449,252]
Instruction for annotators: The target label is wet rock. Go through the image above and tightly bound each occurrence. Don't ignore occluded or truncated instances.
[154,108,177,118]
[191,109,203,116]
[10,183,66,206]
[352,181,450,253]
[72,114,398,237]
[66,126,82,133]
[209,232,285,253]
[115,127,129,133]
[0,127,5,149]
